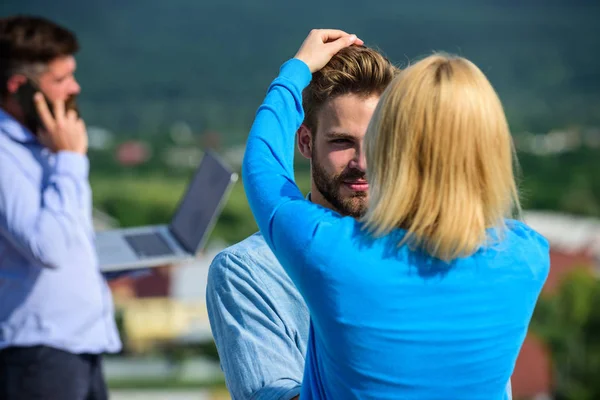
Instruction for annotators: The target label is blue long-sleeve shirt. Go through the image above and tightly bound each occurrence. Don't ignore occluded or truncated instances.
[0,109,121,354]
[242,58,550,399]
[207,230,514,400]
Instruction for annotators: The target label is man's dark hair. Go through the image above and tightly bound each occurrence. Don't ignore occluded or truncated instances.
[0,15,79,96]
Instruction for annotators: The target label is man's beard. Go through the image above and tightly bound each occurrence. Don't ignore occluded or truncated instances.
[312,152,368,218]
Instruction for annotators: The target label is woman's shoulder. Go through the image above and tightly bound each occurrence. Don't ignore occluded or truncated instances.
[492,219,551,278]
[505,218,549,249]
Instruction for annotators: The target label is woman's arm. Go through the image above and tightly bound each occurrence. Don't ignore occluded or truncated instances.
[242,30,362,251]
[242,56,312,249]
[241,30,363,301]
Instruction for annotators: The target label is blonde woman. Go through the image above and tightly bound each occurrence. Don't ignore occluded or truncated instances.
[242,29,550,399]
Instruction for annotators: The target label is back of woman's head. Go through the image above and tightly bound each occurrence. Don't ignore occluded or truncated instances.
[363,53,520,262]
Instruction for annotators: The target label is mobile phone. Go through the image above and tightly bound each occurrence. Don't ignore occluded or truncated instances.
[14,80,49,135]
[15,79,80,135]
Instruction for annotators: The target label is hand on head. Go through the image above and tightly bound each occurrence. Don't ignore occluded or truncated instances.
[294,29,364,73]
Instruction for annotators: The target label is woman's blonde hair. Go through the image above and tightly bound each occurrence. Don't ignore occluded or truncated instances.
[362,53,521,262]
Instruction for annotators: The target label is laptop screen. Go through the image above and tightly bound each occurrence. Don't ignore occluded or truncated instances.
[169,151,236,254]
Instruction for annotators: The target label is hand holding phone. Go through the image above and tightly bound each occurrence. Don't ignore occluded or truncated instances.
[34,93,88,155]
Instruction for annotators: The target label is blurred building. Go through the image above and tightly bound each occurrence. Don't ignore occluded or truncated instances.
[115,140,152,166]
[512,211,600,399]
[105,246,225,352]
[514,127,600,155]
[87,126,115,151]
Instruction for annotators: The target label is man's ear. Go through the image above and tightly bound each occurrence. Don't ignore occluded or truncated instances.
[6,74,27,95]
[297,124,313,160]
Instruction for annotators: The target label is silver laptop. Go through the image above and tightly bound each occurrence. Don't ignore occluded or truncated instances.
[95,151,238,272]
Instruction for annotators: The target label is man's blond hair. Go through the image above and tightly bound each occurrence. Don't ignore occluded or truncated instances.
[302,45,400,133]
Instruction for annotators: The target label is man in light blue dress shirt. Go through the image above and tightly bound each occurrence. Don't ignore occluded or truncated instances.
[0,16,121,399]
[207,45,399,400]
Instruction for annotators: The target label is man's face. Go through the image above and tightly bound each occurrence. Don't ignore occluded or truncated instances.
[311,94,379,218]
[36,55,80,103]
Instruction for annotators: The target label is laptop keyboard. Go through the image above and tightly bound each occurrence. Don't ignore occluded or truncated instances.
[124,232,175,258]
